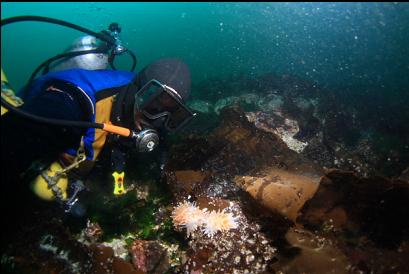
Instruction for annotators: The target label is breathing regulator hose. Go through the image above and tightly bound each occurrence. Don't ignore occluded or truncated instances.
[1,15,137,138]
[1,15,117,43]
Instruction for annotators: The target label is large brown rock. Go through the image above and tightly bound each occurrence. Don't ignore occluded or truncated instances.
[234,168,320,222]
[273,228,350,274]
[301,169,409,247]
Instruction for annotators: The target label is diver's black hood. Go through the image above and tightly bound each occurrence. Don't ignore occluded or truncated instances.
[134,58,191,102]
[114,58,191,133]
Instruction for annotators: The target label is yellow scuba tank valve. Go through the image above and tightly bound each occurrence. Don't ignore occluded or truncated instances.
[1,68,23,116]
[112,171,126,196]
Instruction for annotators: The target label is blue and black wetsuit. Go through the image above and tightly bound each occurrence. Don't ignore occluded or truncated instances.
[1,68,136,183]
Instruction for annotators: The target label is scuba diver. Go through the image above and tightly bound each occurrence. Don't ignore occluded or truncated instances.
[2,57,193,191]
[1,17,195,226]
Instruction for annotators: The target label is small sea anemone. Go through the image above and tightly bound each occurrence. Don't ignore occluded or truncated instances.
[202,210,238,238]
[171,201,239,238]
[171,201,195,225]
[172,201,207,235]
[183,209,208,235]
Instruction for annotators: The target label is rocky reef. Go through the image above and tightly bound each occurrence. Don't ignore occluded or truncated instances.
[2,72,408,274]
[165,106,408,273]
[189,72,409,177]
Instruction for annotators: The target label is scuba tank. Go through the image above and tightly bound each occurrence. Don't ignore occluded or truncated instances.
[27,34,104,207]
[49,35,109,72]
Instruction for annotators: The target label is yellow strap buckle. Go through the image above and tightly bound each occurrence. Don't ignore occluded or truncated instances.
[112,171,126,196]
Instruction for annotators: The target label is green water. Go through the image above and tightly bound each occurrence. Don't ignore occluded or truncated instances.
[2,2,409,99]
[1,4,409,272]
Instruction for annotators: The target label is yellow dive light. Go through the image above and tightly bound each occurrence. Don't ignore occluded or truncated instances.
[112,171,126,195]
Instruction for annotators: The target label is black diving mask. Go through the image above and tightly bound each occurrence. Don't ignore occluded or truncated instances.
[133,79,196,132]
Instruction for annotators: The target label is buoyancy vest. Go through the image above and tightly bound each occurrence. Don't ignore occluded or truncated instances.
[25,69,137,160]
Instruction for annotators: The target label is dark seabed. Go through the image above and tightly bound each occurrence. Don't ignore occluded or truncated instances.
[1,2,408,274]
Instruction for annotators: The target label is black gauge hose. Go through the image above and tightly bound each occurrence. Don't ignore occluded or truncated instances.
[1,16,116,44]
